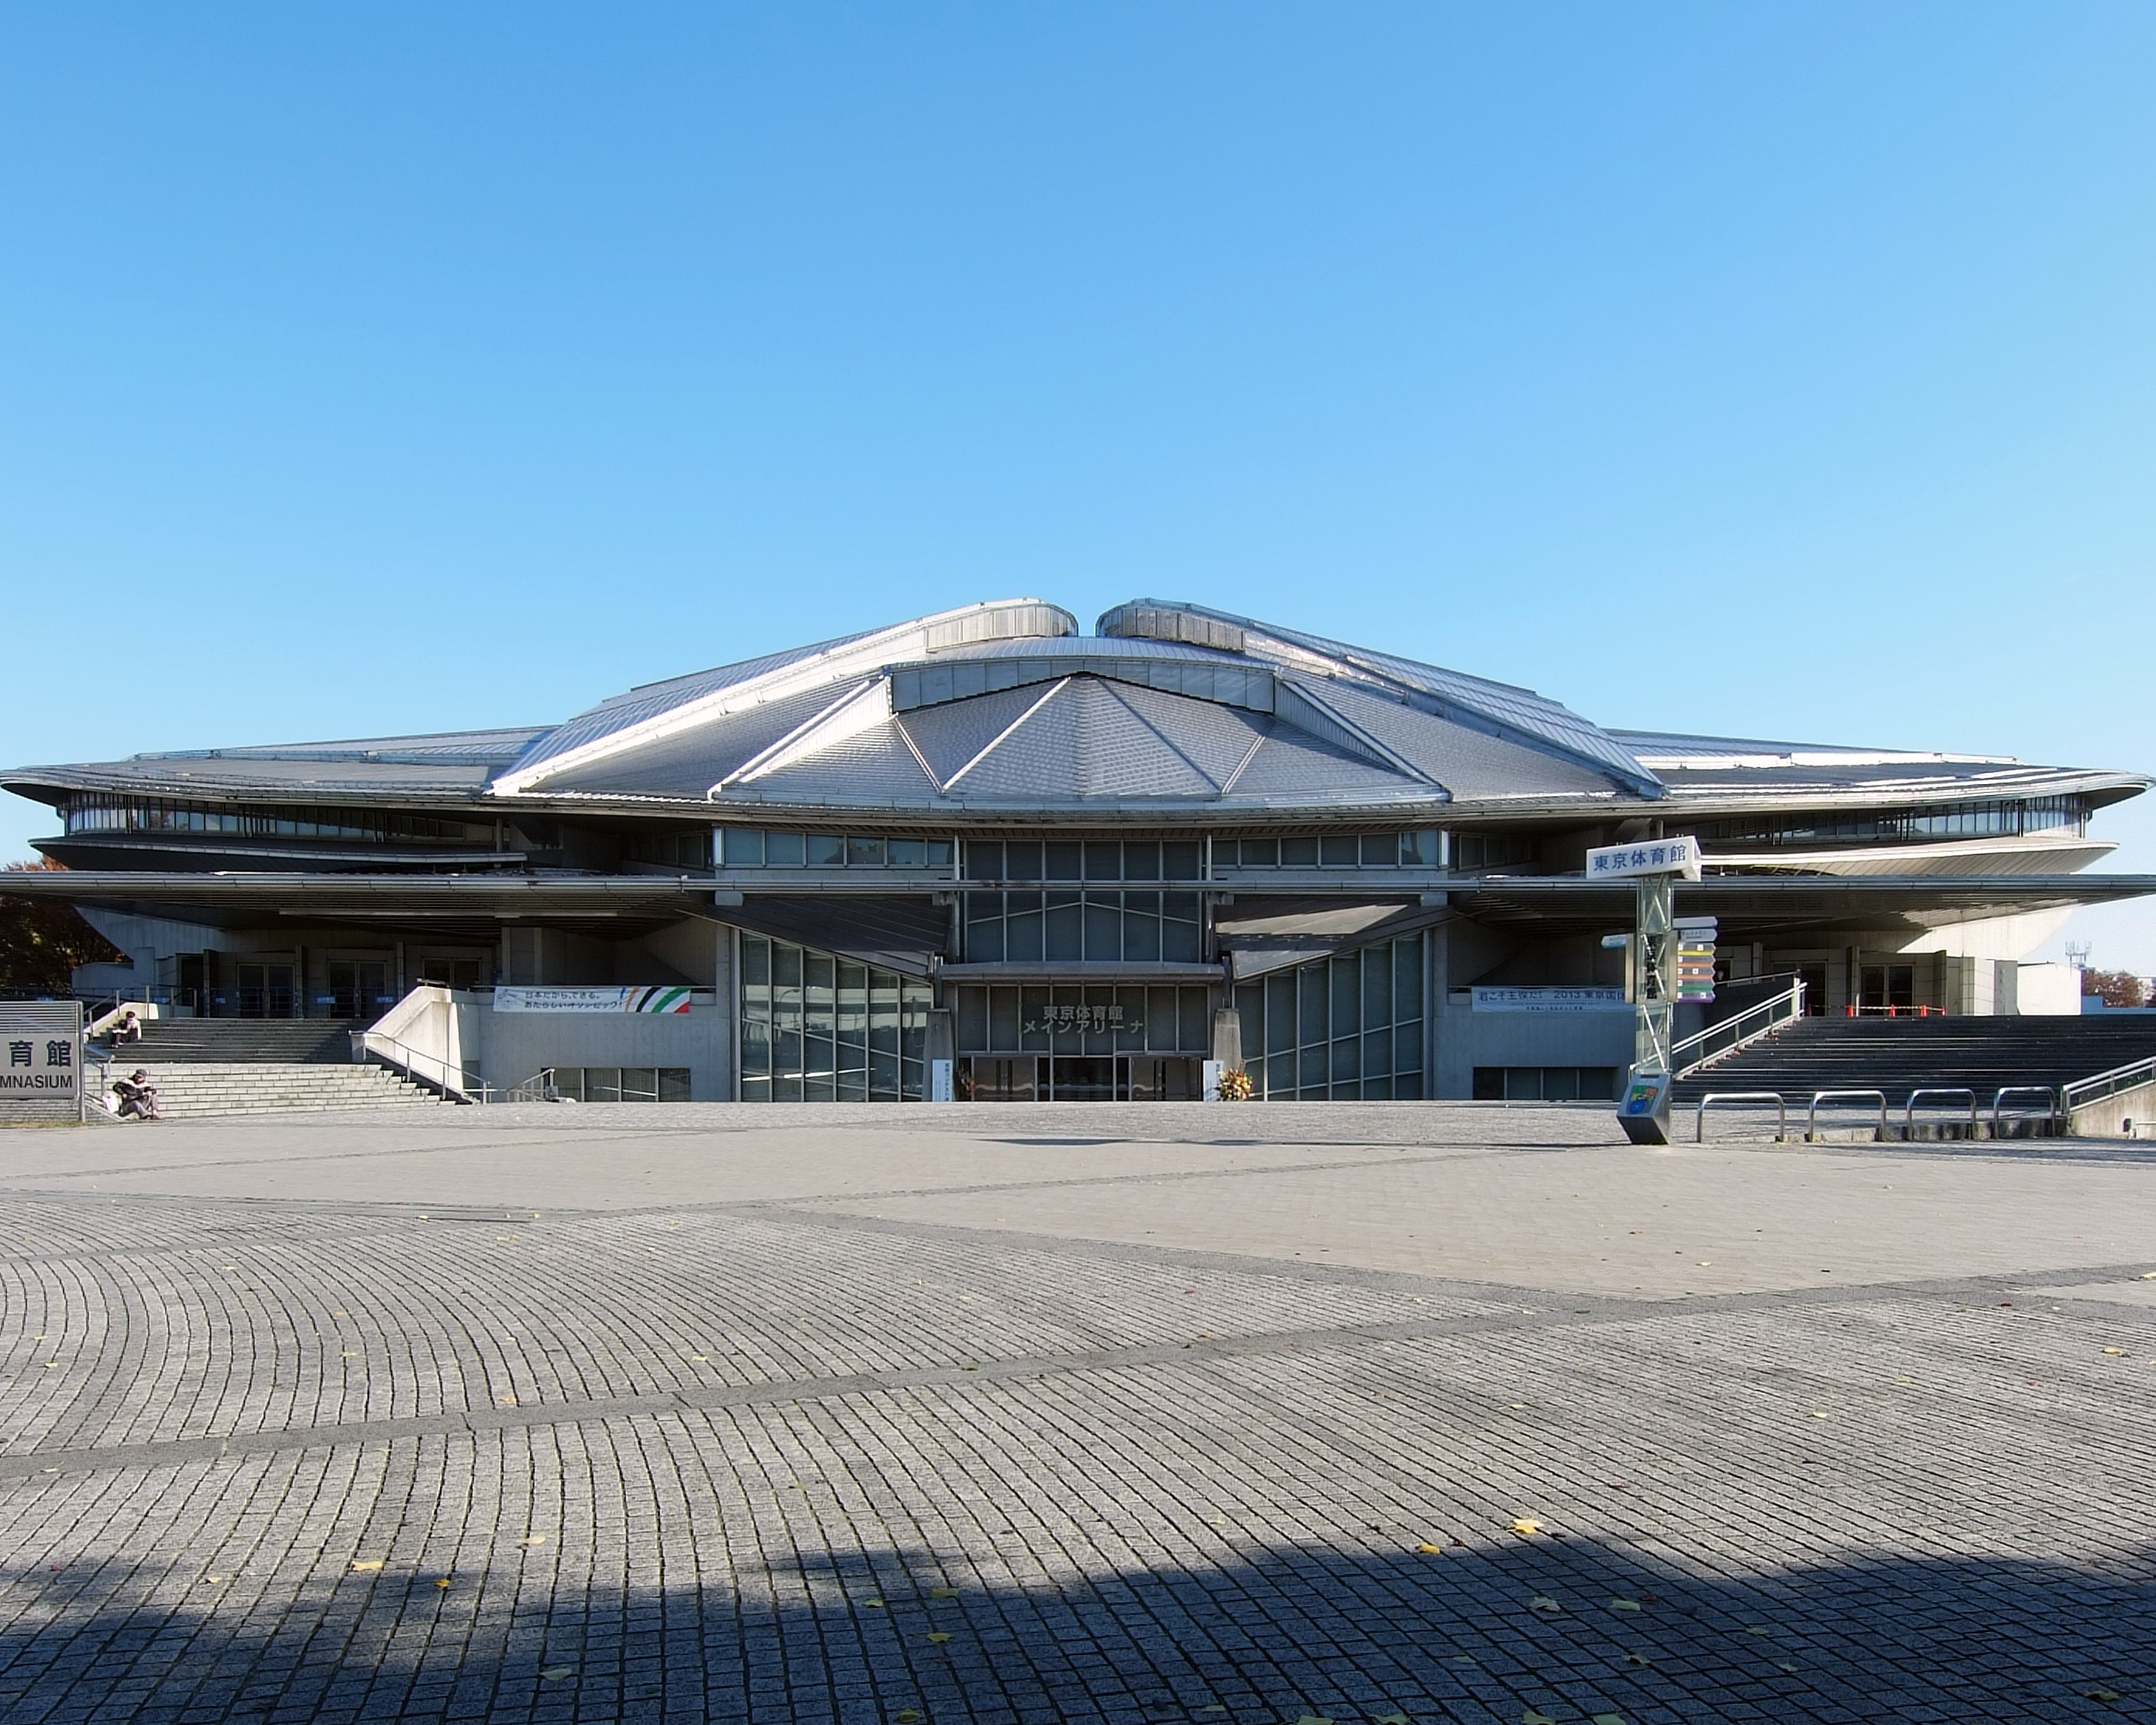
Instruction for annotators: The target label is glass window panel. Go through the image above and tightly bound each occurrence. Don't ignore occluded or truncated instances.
[741,1017,771,1080]
[996,840,1036,880]
[1331,1036,1361,1084]
[868,1047,899,1097]
[837,963,868,1048]
[1240,836,1278,867]
[838,1067,867,1102]
[587,1067,622,1104]
[1179,988,1210,1053]
[889,838,926,867]
[1083,986,1116,1053]
[1084,842,1122,882]
[1362,834,1397,866]
[846,836,885,866]
[742,933,769,987]
[1364,1073,1394,1100]
[1122,841,1160,881]
[1114,990,1144,1051]
[659,1068,691,1103]
[1147,986,1180,1052]
[1299,1040,1327,1090]
[1364,946,1391,1027]
[1020,986,1051,1051]
[806,833,845,866]
[1046,841,1083,881]
[1210,840,1237,869]
[965,840,1002,881]
[965,893,1006,964]
[927,838,954,866]
[1162,915,1201,965]
[1299,964,1328,1046]
[869,980,899,1055]
[1123,898,1160,963]
[1267,973,1297,1053]
[765,830,805,866]
[1234,983,1264,1061]
[957,986,989,1053]
[1083,895,1123,960]
[721,827,765,866]
[1394,936,1422,1020]
[1044,893,1083,962]
[1321,835,1359,866]
[1542,1066,1580,1102]
[621,1068,659,1103]
[1162,841,1201,879]
[1331,955,1361,1038]
[990,986,1022,1052]
[1281,836,1319,867]
[1362,1025,1392,1080]
[1006,893,1043,963]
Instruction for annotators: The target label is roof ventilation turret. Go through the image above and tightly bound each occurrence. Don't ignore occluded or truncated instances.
[1096,601,1247,654]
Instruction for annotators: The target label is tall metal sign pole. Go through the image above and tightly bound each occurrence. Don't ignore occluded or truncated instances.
[1586,836,1703,1145]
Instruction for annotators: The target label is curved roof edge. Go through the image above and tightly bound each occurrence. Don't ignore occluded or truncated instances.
[1098,598,1664,799]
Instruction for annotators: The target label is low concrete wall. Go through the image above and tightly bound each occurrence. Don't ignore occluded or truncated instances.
[476,995,726,1100]
[2067,1077,2155,1140]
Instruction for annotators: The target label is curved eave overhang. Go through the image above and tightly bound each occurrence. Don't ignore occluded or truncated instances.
[487,788,1642,826]
[1654,766,2149,818]
[2,765,499,808]
[1447,873,2156,940]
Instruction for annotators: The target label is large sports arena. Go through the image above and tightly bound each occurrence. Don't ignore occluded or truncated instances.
[6,598,2151,1102]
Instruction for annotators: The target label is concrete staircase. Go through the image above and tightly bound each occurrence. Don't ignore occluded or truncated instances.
[1673,1017,2156,1112]
[107,1060,448,1119]
[127,1017,368,1064]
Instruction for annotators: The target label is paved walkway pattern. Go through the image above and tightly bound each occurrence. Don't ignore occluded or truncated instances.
[1,1102,2152,1723]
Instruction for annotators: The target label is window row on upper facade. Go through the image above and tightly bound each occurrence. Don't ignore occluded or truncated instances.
[62,796,494,846]
[1695,796,2088,849]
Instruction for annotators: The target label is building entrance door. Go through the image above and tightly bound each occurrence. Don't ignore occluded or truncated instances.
[327,960,393,1020]
[1860,963,1916,1014]
[957,1053,1205,1101]
[951,982,1214,1100]
[232,962,296,1018]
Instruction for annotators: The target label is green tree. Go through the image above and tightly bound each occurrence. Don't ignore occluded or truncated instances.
[0,861,123,993]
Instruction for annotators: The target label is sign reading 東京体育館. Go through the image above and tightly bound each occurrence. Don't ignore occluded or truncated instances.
[1584,836,1703,881]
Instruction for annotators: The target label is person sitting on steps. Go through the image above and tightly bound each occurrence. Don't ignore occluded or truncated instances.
[112,1069,159,1121]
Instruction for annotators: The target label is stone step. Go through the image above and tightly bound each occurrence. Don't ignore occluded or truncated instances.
[105,1061,451,1118]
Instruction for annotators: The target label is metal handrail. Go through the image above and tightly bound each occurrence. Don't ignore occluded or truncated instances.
[1696,1091,1787,1143]
[1808,1088,1886,1142]
[1904,1087,1978,1137]
[1991,1085,2058,1134]
[2061,1056,2156,1114]
[506,1069,560,1104]
[1671,981,1807,1077]
[361,1030,492,1104]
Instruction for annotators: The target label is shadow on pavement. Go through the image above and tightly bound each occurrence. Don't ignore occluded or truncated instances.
[2,1528,2148,1723]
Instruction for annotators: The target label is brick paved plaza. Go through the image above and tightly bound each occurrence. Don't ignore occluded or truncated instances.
[1,1103,2151,1723]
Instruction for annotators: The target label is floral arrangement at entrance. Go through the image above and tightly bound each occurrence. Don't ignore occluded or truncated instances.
[1216,1067,1254,1101]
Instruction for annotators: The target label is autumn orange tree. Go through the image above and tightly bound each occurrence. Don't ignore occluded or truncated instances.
[2080,968,2149,1008]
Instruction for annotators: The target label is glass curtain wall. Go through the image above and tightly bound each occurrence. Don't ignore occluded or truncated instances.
[1232,933,1427,1100]
[738,933,932,1101]
[962,891,1204,964]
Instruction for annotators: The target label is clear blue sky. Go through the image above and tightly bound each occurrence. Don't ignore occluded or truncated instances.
[4,5,2152,967]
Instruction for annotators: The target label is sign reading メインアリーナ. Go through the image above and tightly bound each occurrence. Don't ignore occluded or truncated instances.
[492,986,692,1014]
[1585,836,1703,880]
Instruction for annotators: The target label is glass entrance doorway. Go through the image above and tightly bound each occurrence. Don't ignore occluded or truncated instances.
[952,982,1214,1100]
[960,1053,1204,1101]
[327,960,394,1020]
[1860,963,1916,1014]
[231,961,296,1018]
